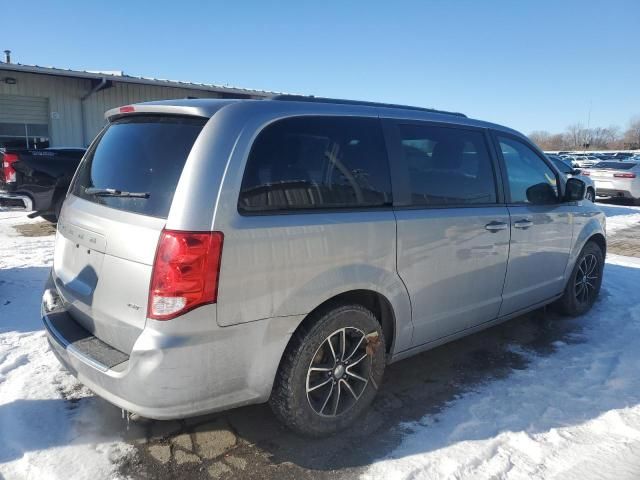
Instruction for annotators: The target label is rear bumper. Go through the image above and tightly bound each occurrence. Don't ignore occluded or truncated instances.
[0,190,33,211]
[42,272,301,419]
[595,188,635,199]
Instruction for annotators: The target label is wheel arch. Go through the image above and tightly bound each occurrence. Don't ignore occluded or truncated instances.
[291,289,397,355]
[564,216,607,282]
[588,232,606,257]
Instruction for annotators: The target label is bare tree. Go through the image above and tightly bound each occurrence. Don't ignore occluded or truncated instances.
[529,130,552,149]
[548,133,565,150]
[565,123,584,149]
[528,115,637,151]
[623,117,640,149]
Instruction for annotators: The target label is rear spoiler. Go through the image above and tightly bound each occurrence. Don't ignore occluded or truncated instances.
[105,103,224,122]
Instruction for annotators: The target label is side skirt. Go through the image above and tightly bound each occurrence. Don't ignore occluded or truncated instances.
[389,293,563,364]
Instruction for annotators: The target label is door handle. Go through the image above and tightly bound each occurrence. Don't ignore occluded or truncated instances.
[513,219,533,229]
[485,221,508,232]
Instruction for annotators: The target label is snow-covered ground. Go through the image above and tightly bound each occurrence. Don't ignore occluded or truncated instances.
[1,202,639,480]
[364,203,640,480]
[597,202,640,235]
[0,212,134,480]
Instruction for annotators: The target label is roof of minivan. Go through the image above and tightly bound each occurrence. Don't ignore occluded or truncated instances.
[104,98,524,137]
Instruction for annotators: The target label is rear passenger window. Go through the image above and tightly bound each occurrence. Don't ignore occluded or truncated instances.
[238,117,392,213]
[397,124,497,206]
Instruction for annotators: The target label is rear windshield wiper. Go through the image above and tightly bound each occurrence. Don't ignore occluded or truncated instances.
[84,187,150,198]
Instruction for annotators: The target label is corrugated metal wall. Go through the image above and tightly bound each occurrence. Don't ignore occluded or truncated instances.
[82,82,221,145]
[0,71,230,147]
[0,94,49,123]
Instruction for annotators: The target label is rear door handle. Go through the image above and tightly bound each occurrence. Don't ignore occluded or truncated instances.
[513,219,533,229]
[485,221,508,232]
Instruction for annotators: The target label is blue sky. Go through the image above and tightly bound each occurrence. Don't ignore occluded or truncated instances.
[3,0,639,134]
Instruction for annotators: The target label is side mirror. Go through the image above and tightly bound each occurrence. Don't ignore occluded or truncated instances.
[526,182,558,205]
[564,177,586,202]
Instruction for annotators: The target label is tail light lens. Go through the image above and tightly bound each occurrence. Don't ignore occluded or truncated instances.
[148,229,224,320]
[581,170,590,176]
[613,172,636,178]
[2,153,19,183]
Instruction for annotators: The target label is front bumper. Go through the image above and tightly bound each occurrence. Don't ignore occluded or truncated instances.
[0,190,33,211]
[42,272,300,419]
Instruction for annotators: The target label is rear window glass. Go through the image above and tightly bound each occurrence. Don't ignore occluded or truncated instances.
[593,161,636,170]
[72,115,206,218]
[238,116,392,213]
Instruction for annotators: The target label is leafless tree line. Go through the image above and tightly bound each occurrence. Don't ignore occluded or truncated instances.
[529,116,640,151]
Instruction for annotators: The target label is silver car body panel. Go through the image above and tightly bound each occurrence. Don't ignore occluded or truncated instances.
[499,204,574,316]
[55,195,165,353]
[394,206,510,345]
[44,98,607,419]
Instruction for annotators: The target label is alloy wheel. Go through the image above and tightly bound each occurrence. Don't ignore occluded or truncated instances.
[306,327,371,417]
[574,253,599,305]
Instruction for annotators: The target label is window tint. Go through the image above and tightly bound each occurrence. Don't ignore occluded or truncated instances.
[397,124,497,206]
[498,136,558,204]
[239,116,392,213]
[550,157,573,174]
[72,115,205,218]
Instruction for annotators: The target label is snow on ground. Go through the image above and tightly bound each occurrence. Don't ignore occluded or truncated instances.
[0,211,134,480]
[364,204,640,480]
[598,201,640,234]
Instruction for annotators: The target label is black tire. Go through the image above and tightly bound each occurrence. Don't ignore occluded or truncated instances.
[40,214,57,223]
[270,304,386,436]
[585,188,595,202]
[557,241,604,316]
[40,197,63,223]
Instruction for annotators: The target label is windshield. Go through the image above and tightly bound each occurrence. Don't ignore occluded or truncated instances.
[71,115,206,218]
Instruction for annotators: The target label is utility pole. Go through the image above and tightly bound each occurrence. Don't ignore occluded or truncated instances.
[584,100,592,153]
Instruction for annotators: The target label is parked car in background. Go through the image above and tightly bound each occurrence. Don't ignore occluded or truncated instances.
[0,147,86,222]
[574,155,601,168]
[547,155,596,202]
[610,152,634,160]
[42,97,605,436]
[559,155,580,167]
[583,161,640,204]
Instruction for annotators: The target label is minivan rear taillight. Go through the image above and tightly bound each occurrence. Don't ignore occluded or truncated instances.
[148,229,224,320]
[2,153,19,183]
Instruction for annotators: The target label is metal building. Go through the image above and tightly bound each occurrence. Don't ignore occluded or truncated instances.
[0,60,272,149]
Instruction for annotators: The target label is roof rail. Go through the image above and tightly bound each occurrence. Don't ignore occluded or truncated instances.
[269,94,466,118]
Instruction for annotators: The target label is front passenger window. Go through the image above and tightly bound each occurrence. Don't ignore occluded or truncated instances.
[498,136,558,205]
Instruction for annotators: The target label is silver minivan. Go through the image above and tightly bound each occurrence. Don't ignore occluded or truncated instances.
[42,96,606,436]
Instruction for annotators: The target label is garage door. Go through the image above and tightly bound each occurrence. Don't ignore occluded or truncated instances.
[0,94,50,148]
